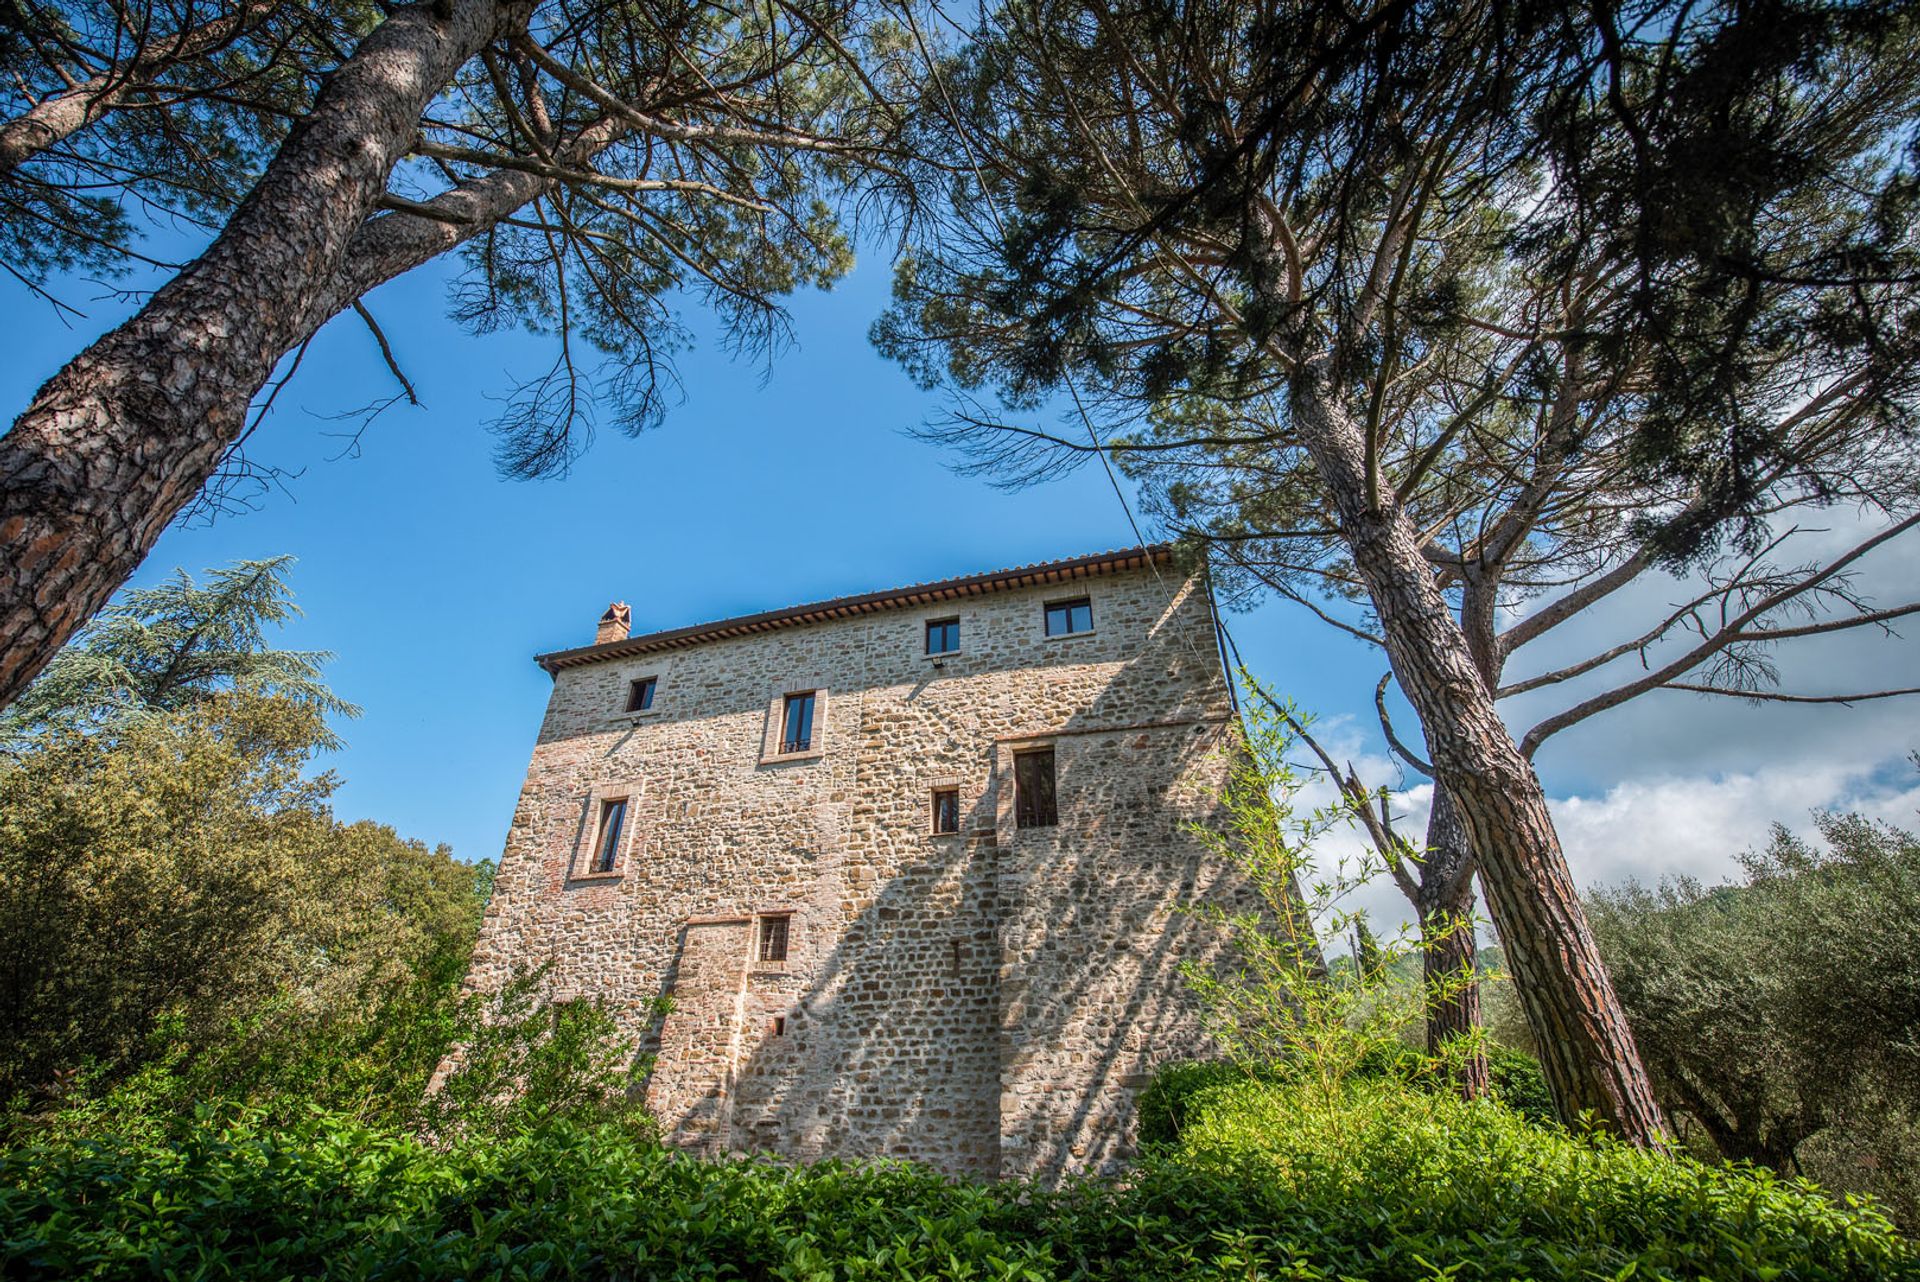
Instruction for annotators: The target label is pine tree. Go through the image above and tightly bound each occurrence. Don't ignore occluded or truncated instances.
[1,556,356,747]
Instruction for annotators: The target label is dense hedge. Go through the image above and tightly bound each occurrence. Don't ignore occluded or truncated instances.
[1170,1079,1916,1281]
[1,1085,1912,1280]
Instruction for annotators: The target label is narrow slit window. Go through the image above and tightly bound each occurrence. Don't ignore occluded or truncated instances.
[625,677,656,712]
[759,914,791,963]
[1044,598,1093,637]
[590,797,628,873]
[1014,748,1058,829]
[926,617,961,655]
[781,692,816,753]
[931,787,960,834]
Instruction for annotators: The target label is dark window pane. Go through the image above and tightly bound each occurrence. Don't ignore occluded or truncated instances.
[1045,598,1092,636]
[926,618,960,655]
[932,788,960,834]
[592,798,627,872]
[626,677,655,712]
[759,915,790,962]
[782,692,815,753]
[1015,749,1057,828]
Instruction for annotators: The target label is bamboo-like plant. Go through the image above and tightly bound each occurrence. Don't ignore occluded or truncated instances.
[1183,679,1480,1110]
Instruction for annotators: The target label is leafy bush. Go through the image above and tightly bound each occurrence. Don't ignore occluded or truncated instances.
[0,560,655,1149]
[1484,1044,1555,1124]
[6,1082,1906,1281]
[1161,1078,1916,1281]
[1136,1060,1271,1147]
[0,684,487,1113]
[1141,1045,1557,1148]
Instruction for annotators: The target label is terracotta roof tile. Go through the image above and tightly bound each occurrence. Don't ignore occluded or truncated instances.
[536,544,1174,673]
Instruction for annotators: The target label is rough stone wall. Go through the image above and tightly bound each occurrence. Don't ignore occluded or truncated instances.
[465,566,1253,1180]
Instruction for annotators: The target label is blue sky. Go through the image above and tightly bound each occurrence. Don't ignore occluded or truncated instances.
[6,232,1919,927]
[2,242,1374,867]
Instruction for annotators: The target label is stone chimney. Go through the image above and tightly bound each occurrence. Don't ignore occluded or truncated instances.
[595,601,631,645]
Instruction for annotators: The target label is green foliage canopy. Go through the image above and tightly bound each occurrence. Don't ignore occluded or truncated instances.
[1590,809,1920,1223]
[0,555,355,748]
[0,688,472,1109]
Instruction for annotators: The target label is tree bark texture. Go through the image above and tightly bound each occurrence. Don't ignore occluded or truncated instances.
[1291,373,1667,1143]
[0,0,521,709]
[1418,788,1488,1099]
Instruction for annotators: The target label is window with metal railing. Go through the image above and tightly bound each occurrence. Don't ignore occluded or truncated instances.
[781,691,816,753]
[1014,749,1057,828]
[759,914,790,963]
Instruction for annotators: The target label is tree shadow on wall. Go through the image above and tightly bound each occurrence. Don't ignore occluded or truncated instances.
[707,601,1262,1181]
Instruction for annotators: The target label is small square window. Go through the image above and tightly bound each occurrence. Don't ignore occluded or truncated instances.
[926,617,961,655]
[1044,598,1093,637]
[759,914,791,963]
[781,692,816,754]
[1014,749,1057,829]
[931,787,960,834]
[625,677,656,712]
[590,797,628,873]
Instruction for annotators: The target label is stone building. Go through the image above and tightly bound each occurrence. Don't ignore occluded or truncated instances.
[465,545,1256,1179]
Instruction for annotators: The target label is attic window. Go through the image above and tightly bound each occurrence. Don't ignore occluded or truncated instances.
[759,914,791,963]
[926,617,961,655]
[625,677,656,712]
[1044,597,1093,637]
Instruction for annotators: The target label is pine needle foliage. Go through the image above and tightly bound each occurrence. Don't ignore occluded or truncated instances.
[0,556,356,748]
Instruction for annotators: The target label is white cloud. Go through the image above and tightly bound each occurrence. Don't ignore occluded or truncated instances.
[1320,761,1920,942]
[1233,506,1920,947]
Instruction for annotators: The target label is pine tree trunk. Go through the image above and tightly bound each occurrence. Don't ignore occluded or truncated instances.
[0,0,518,710]
[1292,375,1666,1144]
[1420,788,1488,1099]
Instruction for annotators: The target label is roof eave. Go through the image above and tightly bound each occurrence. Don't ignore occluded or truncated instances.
[535,544,1175,674]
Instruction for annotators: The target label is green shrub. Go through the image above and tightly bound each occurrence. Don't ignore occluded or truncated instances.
[1142,1045,1558,1148]
[1159,1077,1915,1281]
[1136,1060,1267,1147]
[1484,1044,1556,1124]
[2,1085,1910,1281]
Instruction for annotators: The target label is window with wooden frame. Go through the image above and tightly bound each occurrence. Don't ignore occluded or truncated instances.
[624,676,657,712]
[589,797,628,873]
[780,692,816,754]
[925,617,961,656]
[1044,597,1093,637]
[758,914,791,963]
[931,787,961,835]
[1014,749,1058,828]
